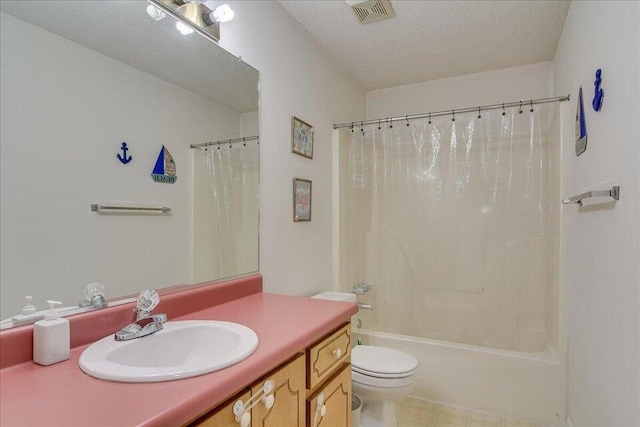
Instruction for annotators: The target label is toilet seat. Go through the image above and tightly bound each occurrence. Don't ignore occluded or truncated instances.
[352,369,415,388]
[351,345,418,379]
[352,365,415,378]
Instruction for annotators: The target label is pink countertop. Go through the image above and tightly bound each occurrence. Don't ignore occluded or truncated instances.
[0,288,357,426]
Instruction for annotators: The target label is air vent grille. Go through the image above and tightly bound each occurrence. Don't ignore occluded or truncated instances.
[347,0,395,24]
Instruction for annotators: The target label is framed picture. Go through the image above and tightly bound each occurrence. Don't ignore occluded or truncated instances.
[291,116,314,159]
[293,178,312,222]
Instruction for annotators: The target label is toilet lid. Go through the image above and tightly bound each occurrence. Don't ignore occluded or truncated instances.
[351,345,418,376]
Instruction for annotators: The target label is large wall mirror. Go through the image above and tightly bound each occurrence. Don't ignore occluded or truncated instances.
[0,1,259,328]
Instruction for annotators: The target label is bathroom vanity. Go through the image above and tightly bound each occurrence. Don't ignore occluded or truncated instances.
[0,275,358,426]
[193,323,352,427]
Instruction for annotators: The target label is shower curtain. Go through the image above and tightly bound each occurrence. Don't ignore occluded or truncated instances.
[192,144,259,283]
[339,104,559,352]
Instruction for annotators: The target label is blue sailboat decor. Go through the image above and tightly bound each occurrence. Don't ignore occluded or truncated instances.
[151,145,177,184]
[575,87,588,156]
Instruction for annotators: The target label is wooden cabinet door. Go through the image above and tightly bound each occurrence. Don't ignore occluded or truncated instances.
[251,354,306,427]
[192,390,250,427]
[307,364,351,427]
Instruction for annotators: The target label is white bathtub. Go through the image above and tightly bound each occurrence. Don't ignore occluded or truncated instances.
[353,328,566,426]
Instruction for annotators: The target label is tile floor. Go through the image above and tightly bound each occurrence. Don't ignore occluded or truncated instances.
[396,397,545,427]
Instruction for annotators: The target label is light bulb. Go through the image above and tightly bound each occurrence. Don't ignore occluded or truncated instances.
[176,20,194,35]
[213,4,234,23]
[146,5,166,21]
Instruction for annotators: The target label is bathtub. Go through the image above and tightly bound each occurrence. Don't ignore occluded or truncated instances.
[353,328,566,426]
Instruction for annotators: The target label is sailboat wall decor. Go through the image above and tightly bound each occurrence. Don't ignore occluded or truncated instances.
[151,145,177,183]
[575,86,588,156]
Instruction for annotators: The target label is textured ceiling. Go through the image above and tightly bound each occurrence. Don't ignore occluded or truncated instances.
[0,1,258,113]
[280,0,570,90]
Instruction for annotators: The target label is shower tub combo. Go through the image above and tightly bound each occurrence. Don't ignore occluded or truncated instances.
[337,102,566,425]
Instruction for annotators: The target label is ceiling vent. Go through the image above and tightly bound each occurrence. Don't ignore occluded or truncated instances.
[346,0,395,24]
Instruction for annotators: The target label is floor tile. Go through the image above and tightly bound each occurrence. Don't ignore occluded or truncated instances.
[395,397,547,427]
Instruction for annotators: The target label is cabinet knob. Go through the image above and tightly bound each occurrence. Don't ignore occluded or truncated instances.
[262,393,275,410]
[332,348,342,359]
[313,393,327,427]
[239,411,250,427]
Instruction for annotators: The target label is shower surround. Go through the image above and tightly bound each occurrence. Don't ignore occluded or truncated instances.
[338,104,564,423]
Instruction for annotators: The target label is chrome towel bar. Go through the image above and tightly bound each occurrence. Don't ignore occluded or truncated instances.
[91,204,171,213]
[562,186,620,206]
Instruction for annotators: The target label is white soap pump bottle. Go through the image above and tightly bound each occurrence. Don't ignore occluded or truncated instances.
[33,300,70,366]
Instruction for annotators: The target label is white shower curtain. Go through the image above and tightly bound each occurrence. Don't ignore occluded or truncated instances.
[193,144,259,283]
[339,104,559,352]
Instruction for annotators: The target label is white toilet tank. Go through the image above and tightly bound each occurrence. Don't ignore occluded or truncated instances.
[311,291,357,303]
[311,292,359,324]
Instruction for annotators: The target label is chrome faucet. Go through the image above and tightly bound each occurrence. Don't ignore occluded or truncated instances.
[114,290,167,341]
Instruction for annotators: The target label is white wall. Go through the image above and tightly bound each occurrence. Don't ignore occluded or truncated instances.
[553,2,640,426]
[366,62,554,120]
[0,12,241,316]
[218,1,366,296]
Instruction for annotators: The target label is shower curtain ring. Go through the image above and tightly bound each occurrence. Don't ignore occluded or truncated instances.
[361,121,364,132]
[378,119,381,130]
[229,139,232,148]
[217,141,220,150]
[478,106,481,119]
[519,101,523,114]
[502,103,506,116]
[451,109,455,122]
[406,115,410,127]
[389,118,393,129]
[428,113,431,125]
[243,137,246,146]
[530,100,534,112]
[351,122,354,133]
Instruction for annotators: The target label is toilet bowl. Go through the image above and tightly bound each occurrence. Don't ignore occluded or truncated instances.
[310,291,418,426]
[351,345,417,427]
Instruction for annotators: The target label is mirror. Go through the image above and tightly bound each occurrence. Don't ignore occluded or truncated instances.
[0,1,259,327]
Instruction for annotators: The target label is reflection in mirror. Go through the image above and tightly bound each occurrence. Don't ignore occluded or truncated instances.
[0,1,259,328]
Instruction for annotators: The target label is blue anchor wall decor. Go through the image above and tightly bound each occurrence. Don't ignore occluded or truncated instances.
[592,69,604,111]
[117,142,132,164]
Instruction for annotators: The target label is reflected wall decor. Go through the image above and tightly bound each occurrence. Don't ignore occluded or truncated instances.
[293,178,312,222]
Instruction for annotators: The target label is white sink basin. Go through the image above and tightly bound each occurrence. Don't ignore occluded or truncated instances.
[79,320,259,383]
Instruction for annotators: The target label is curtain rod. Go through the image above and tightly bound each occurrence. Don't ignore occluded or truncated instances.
[190,135,259,149]
[333,95,570,130]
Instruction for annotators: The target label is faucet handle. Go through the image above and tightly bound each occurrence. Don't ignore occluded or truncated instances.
[352,282,373,294]
[137,290,159,312]
[133,290,159,320]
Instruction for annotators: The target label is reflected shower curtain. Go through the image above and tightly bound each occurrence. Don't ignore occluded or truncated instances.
[339,105,559,351]
[193,144,259,283]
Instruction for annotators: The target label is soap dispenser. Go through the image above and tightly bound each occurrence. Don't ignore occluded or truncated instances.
[22,296,37,315]
[33,300,70,366]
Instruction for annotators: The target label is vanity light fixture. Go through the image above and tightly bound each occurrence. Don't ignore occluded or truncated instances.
[207,4,234,24]
[176,20,194,35]
[146,0,233,41]
[146,4,166,21]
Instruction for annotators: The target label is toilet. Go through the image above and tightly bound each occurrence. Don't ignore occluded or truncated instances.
[311,292,419,427]
[351,345,417,427]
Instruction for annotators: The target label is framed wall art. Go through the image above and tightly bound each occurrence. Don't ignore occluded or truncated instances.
[291,116,314,159]
[293,178,312,222]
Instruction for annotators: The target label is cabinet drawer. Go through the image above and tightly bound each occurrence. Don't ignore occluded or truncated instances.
[307,324,351,390]
[307,364,352,427]
[192,390,250,427]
